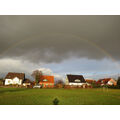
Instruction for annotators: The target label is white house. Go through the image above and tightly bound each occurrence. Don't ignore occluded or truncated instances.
[98,78,117,86]
[23,78,31,87]
[66,74,87,86]
[5,72,25,85]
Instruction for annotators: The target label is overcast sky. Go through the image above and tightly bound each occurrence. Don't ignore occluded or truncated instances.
[0,16,120,80]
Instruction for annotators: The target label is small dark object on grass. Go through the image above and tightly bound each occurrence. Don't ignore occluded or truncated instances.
[53,98,59,105]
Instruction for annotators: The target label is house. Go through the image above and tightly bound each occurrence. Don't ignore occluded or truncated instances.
[66,74,87,87]
[23,78,31,87]
[85,79,96,84]
[5,72,25,85]
[97,78,117,86]
[107,78,117,86]
[39,75,54,88]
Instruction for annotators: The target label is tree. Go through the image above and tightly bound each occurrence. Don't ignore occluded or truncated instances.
[31,70,43,85]
[117,77,120,86]
[56,80,64,84]
[0,78,4,86]
[55,80,64,88]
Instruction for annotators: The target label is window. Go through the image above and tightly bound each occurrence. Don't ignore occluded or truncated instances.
[75,79,81,83]
[8,80,10,83]
[43,79,48,82]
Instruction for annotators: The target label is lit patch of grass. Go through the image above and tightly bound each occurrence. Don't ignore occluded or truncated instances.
[0,88,120,105]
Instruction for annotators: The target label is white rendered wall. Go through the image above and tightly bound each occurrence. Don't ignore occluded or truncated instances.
[13,77,22,85]
[5,77,22,85]
[65,77,69,85]
[5,79,13,85]
[107,81,113,85]
[23,83,31,86]
[69,83,85,86]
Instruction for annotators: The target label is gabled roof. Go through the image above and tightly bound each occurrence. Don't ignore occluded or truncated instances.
[67,74,86,83]
[5,72,25,79]
[97,78,112,84]
[96,78,117,85]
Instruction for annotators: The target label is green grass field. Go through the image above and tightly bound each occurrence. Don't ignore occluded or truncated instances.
[0,87,120,105]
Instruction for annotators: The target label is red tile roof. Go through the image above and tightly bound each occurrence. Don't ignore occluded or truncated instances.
[97,78,112,84]
[85,79,96,83]
[39,75,54,84]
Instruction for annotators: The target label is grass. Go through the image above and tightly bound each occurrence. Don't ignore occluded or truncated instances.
[0,87,120,105]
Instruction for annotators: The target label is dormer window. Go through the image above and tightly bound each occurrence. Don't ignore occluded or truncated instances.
[43,79,48,82]
[75,79,81,83]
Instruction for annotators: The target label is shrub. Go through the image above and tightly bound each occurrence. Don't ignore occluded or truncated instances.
[55,84,63,88]
[91,83,101,88]
[117,77,120,86]
[107,85,120,89]
[53,98,59,105]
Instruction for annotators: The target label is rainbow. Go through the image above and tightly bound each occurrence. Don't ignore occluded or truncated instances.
[0,32,119,70]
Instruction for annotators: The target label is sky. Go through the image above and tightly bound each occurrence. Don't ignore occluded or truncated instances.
[0,15,120,81]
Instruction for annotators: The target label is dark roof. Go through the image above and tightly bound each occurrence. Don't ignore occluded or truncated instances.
[5,72,25,79]
[23,78,32,83]
[67,74,86,83]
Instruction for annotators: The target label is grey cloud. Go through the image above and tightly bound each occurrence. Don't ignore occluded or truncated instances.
[0,16,120,64]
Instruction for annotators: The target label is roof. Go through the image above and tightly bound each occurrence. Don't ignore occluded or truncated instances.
[97,78,114,84]
[5,72,25,79]
[23,78,31,83]
[39,75,54,83]
[85,79,96,83]
[67,74,86,83]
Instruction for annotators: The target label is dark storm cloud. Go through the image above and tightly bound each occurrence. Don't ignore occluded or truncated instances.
[0,16,120,63]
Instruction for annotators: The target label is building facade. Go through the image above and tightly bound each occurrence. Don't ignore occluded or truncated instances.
[66,74,87,86]
[5,72,25,85]
[97,78,117,86]
[39,75,54,88]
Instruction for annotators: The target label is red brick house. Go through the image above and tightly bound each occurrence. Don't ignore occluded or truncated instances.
[39,75,54,88]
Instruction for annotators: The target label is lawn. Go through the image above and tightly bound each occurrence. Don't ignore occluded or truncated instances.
[0,87,120,105]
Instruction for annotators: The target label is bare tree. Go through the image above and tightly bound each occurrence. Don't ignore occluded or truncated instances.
[31,70,43,85]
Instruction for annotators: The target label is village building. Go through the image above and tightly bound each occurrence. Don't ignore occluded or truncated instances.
[4,72,25,85]
[23,78,32,87]
[97,78,117,86]
[107,78,117,86]
[39,75,54,88]
[66,74,87,87]
[85,79,96,84]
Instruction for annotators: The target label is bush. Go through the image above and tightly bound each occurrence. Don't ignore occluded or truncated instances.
[0,81,3,86]
[91,83,101,88]
[0,78,4,86]
[55,84,63,88]
[107,85,120,89]
[117,77,120,86]
[101,84,120,89]
[53,98,59,105]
